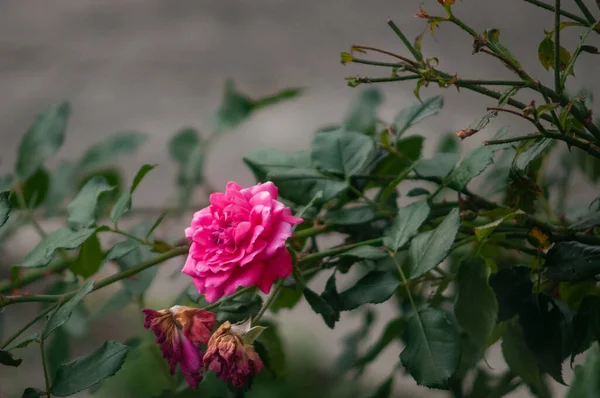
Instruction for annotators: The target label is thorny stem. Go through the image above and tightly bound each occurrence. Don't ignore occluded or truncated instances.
[554,0,563,96]
[573,0,597,24]
[252,278,284,324]
[351,45,418,66]
[524,0,591,25]
[484,134,542,146]
[387,19,424,62]
[0,305,55,349]
[109,228,152,246]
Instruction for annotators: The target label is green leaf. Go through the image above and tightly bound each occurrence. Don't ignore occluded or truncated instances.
[372,136,424,181]
[437,134,459,154]
[146,212,168,240]
[4,333,40,351]
[241,326,267,344]
[269,169,347,205]
[400,308,460,389]
[407,187,430,197]
[14,168,51,209]
[78,132,147,172]
[252,87,302,110]
[91,289,132,320]
[244,148,311,182]
[502,321,545,392]
[343,87,383,134]
[311,130,374,177]
[354,318,404,369]
[255,321,286,379]
[446,145,506,190]
[514,138,552,172]
[545,242,600,282]
[303,286,339,329]
[51,340,130,396]
[0,191,10,228]
[572,296,600,360]
[483,29,521,69]
[567,343,600,397]
[339,270,399,311]
[324,205,375,225]
[561,26,596,87]
[383,200,430,251]
[538,37,555,70]
[44,281,94,338]
[216,291,262,324]
[213,80,253,131]
[407,208,460,279]
[366,376,394,398]
[104,240,140,263]
[489,266,533,322]
[67,177,116,229]
[340,246,387,260]
[16,102,70,180]
[518,294,566,384]
[169,127,200,165]
[70,234,103,278]
[0,350,23,367]
[20,228,97,268]
[414,153,459,177]
[474,210,524,241]
[394,96,444,136]
[569,211,600,230]
[46,328,70,383]
[110,164,156,224]
[22,388,42,398]
[455,259,498,347]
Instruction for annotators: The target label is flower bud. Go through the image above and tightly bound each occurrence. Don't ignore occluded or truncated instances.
[142,306,216,388]
[203,321,264,388]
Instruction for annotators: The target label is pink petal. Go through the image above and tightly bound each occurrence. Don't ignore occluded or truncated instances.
[234,222,251,245]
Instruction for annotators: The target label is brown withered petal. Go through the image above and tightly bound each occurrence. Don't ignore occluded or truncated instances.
[415,4,429,18]
[456,129,479,140]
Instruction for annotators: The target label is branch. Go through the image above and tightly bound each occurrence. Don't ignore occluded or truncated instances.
[524,0,591,25]
[573,0,597,24]
[554,0,563,95]
[387,19,424,62]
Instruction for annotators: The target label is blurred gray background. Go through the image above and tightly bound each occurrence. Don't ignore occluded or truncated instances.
[1,0,599,396]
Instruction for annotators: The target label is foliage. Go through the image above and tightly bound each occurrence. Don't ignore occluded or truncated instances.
[1,1,600,397]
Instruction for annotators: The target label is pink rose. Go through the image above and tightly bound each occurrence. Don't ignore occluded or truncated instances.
[182,181,303,302]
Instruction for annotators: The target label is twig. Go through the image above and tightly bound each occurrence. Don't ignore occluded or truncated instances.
[252,278,284,324]
[387,19,424,62]
[0,305,55,349]
[351,45,418,66]
[554,0,563,95]
[524,0,590,25]
[484,134,542,145]
[573,0,597,24]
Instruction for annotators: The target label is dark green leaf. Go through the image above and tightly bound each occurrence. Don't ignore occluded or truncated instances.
[383,200,430,251]
[324,206,375,225]
[51,340,130,396]
[303,287,338,328]
[16,102,70,180]
[270,285,303,312]
[340,246,387,260]
[117,234,156,295]
[538,37,554,70]
[104,240,140,263]
[502,321,545,392]
[489,266,533,322]
[343,87,383,134]
[514,138,552,172]
[4,333,39,351]
[545,242,600,282]
[255,321,286,379]
[339,270,399,311]
[414,153,459,177]
[311,130,374,177]
[561,26,596,87]
[78,132,147,172]
[252,87,302,110]
[44,162,77,213]
[394,96,444,136]
[366,376,394,398]
[67,177,115,229]
[20,227,97,268]
[213,80,253,131]
[46,328,70,383]
[455,259,498,347]
[244,148,311,182]
[567,343,600,398]
[400,308,460,389]
[22,388,42,398]
[407,188,430,197]
[572,296,600,360]
[216,291,262,324]
[269,169,347,205]
[518,294,566,384]
[70,234,103,278]
[447,145,507,190]
[407,208,460,279]
[169,128,201,167]
[110,164,156,224]
[437,134,459,154]
[146,212,168,240]
[14,168,51,209]
[44,281,94,338]
[0,350,22,367]
[372,136,424,181]
[0,191,10,228]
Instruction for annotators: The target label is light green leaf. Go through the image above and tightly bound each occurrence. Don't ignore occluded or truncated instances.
[110,164,156,224]
[414,153,459,177]
[44,281,94,338]
[408,208,460,279]
[20,228,97,268]
[343,87,383,134]
[324,206,375,225]
[16,102,70,180]
[241,326,267,344]
[568,343,600,397]
[447,145,507,190]
[0,191,10,229]
[400,308,460,389]
[70,234,103,278]
[483,29,521,69]
[454,259,498,347]
[384,200,430,251]
[502,321,544,392]
[67,177,115,229]
[514,138,552,172]
[4,333,40,351]
[395,96,444,136]
[339,271,399,311]
[311,130,374,177]
[78,132,147,172]
[50,340,129,396]
[474,210,524,241]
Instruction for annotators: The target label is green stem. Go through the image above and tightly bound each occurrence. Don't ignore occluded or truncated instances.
[524,0,591,25]
[387,19,423,62]
[484,134,542,146]
[298,238,383,264]
[448,15,479,38]
[554,0,563,95]
[0,305,55,349]
[252,279,284,324]
[457,80,529,87]
[0,258,72,293]
[1,247,189,308]
[351,75,420,84]
[109,228,151,246]
[350,58,403,68]
[573,0,597,24]
[390,251,418,312]
[40,337,51,397]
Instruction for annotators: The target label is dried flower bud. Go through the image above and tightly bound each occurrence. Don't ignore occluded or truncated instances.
[415,4,429,18]
[456,128,479,140]
[143,306,216,389]
[203,321,264,388]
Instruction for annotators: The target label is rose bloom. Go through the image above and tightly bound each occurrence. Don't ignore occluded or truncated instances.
[203,321,264,387]
[182,181,303,302]
[142,306,216,388]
